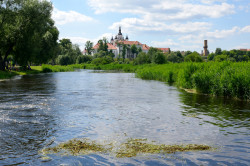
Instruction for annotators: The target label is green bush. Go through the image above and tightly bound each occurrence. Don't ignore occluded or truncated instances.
[152,52,166,64]
[184,52,203,62]
[134,52,150,65]
[76,55,93,64]
[56,55,72,65]
[92,57,113,65]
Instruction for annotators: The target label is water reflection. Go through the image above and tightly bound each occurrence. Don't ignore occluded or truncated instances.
[180,91,250,129]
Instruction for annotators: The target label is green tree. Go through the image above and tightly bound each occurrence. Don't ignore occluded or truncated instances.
[166,52,184,63]
[131,44,138,57]
[0,0,58,69]
[184,52,203,62]
[215,48,222,55]
[138,47,142,53]
[152,52,165,64]
[134,52,150,65]
[85,41,93,55]
[122,44,128,60]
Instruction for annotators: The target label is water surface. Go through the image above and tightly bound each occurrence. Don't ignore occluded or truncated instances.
[0,70,249,165]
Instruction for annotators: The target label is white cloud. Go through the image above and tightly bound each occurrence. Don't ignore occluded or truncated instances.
[233,43,250,49]
[109,18,211,34]
[240,25,250,33]
[206,26,240,38]
[88,0,235,21]
[61,33,113,50]
[52,8,94,25]
[151,39,179,47]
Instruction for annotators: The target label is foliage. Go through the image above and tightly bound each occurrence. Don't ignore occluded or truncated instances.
[0,0,59,69]
[184,52,203,62]
[56,39,82,65]
[134,52,150,65]
[131,44,138,56]
[56,55,70,65]
[152,52,166,64]
[166,52,184,63]
[76,55,93,64]
[91,57,113,65]
[136,62,250,100]
[208,49,249,62]
[85,41,93,55]
[215,48,222,55]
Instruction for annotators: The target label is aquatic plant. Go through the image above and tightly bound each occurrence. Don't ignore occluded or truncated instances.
[116,138,211,158]
[41,138,107,156]
[40,138,212,158]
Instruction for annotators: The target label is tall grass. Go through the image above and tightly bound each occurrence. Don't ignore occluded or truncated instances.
[42,64,142,73]
[136,62,250,100]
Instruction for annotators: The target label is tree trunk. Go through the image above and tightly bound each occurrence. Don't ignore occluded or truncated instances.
[0,55,5,70]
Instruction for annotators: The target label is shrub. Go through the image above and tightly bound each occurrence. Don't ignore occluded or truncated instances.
[134,52,150,65]
[76,55,93,64]
[152,52,166,64]
[184,52,203,62]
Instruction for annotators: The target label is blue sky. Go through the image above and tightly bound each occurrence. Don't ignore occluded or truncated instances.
[50,0,250,52]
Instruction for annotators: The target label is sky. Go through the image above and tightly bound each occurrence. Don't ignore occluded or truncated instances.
[50,0,250,52]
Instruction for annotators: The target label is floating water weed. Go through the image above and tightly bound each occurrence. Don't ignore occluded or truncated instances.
[41,138,107,156]
[40,138,212,158]
[116,138,211,158]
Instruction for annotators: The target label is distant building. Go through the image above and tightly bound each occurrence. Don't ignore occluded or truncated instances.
[239,49,250,51]
[203,40,208,56]
[92,27,170,58]
[157,48,170,54]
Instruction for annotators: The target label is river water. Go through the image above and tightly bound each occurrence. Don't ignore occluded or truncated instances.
[0,70,249,166]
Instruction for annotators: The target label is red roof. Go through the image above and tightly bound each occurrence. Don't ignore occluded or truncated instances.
[118,41,142,45]
[142,44,150,50]
[158,48,170,51]
[93,43,117,50]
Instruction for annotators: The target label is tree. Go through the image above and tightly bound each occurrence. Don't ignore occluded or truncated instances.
[56,39,82,65]
[138,47,142,53]
[122,44,128,60]
[152,52,165,64]
[134,52,150,65]
[147,47,159,62]
[0,0,58,69]
[85,41,93,55]
[215,48,222,55]
[131,44,138,57]
[184,52,203,62]
[166,52,184,63]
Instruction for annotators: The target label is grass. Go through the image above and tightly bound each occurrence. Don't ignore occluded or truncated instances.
[40,138,212,158]
[135,62,250,100]
[0,66,42,79]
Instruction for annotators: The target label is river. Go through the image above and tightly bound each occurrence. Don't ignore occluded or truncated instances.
[0,70,249,165]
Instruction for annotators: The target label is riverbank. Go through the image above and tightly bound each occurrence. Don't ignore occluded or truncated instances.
[1,62,249,100]
[0,66,42,79]
[42,62,249,100]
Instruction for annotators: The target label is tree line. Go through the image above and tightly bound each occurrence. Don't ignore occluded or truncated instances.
[0,0,59,70]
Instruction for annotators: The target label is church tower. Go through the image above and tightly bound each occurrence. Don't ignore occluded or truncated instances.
[115,26,124,42]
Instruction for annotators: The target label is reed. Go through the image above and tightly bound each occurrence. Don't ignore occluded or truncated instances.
[135,62,250,100]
